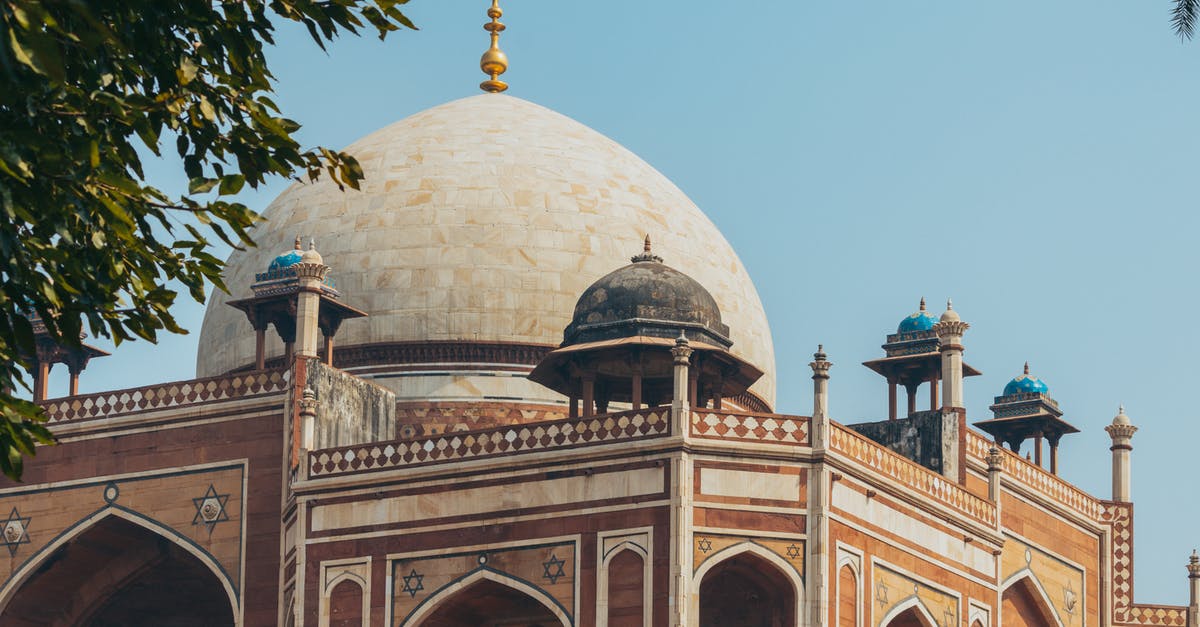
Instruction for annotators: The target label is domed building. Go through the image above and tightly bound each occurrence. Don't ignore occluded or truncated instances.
[0,8,1195,627]
[196,92,776,418]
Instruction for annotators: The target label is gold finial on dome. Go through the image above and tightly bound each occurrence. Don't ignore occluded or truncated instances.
[293,235,302,250]
[1024,361,1030,375]
[479,0,509,93]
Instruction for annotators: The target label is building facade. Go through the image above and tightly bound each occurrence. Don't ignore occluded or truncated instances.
[0,28,1195,627]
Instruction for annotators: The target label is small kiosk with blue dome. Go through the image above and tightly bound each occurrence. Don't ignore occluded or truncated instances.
[863,298,981,420]
[975,362,1079,474]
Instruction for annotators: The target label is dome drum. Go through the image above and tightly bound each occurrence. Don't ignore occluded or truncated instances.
[528,336,762,414]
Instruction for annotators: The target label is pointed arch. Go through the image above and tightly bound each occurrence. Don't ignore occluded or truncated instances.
[878,597,939,627]
[693,541,804,627]
[0,505,238,622]
[401,567,571,627]
[599,542,650,627]
[1000,571,1064,627]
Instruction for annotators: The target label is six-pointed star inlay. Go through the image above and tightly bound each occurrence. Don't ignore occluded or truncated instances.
[191,484,230,531]
[0,507,30,557]
[543,553,566,584]
[402,568,425,598]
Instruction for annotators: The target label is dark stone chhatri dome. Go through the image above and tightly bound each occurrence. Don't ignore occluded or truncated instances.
[562,238,731,349]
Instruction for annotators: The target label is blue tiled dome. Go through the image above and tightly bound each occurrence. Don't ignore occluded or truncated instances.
[897,299,938,333]
[1003,363,1049,396]
[268,250,303,270]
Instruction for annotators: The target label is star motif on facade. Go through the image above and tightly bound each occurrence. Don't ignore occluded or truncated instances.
[402,568,424,598]
[875,578,889,608]
[191,484,230,531]
[1,507,30,557]
[785,543,802,560]
[1063,582,1078,615]
[943,605,957,627]
[542,553,566,584]
[697,537,712,553]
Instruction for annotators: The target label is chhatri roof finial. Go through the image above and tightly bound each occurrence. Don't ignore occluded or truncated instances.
[919,297,926,311]
[293,235,302,250]
[479,0,509,93]
[631,233,664,263]
[1024,361,1030,375]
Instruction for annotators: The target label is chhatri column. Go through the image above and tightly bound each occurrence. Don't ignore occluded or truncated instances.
[806,345,833,627]
[933,299,970,410]
[668,332,694,627]
[1187,550,1200,627]
[1105,405,1138,502]
[292,240,330,360]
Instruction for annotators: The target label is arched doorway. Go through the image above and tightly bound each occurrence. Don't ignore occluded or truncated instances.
[412,573,569,627]
[698,550,797,627]
[1001,576,1061,627]
[881,602,938,627]
[0,514,235,626]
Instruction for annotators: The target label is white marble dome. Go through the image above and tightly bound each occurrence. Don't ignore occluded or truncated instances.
[196,94,776,407]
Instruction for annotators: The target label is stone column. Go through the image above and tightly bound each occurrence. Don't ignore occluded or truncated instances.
[668,333,693,627]
[1105,406,1137,503]
[806,345,832,627]
[292,243,330,360]
[933,300,970,410]
[671,333,692,421]
[1187,551,1200,627]
[987,447,1004,531]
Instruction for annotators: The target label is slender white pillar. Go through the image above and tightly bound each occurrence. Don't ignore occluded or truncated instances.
[806,345,832,627]
[932,299,970,410]
[293,241,330,360]
[1187,550,1200,627]
[1105,405,1137,503]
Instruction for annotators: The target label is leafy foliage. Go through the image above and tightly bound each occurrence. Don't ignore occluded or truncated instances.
[1175,0,1199,39]
[0,0,415,479]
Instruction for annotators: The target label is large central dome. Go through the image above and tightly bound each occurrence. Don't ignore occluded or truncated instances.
[197,94,776,407]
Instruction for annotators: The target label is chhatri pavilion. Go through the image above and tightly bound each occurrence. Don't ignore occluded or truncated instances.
[0,4,1195,626]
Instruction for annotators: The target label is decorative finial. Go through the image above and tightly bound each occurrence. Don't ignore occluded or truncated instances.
[919,297,926,311]
[479,0,509,93]
[308,238,316,251]
[631,233,664,263]
[946,298,954,310]
[814,344,827,361]
[294,235,302,250]
[1024,361,1030,375]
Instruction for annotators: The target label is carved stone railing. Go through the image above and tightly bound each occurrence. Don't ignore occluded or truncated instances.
[830,424,996,527]
[308,407,670,478]
[39,369,289,423]
[690,410,808,446]
[965,431,1103,520]
[1126,605,1188,627]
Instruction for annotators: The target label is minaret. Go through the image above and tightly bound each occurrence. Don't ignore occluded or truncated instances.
[293,240,329,359]
[932,299,970,409]
[1187,550,1200,627]
[1105,405,1137,502]
[810,344,832,440]
[479,0,509,93]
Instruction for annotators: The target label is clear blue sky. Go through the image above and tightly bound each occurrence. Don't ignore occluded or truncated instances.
[59,0,1200,603]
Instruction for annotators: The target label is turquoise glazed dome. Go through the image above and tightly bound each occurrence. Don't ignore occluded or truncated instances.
[268,237,304,271]
[1004,363,1049,396]
[898,298,938,333]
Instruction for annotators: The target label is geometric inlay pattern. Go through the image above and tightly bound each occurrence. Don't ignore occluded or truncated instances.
[786,543,802,560]
[832,425,996,526]
[697,538,713,554]
[1101,501,1189,626]
[401,569,424,598]
[965,431,1102,520]
[1,507,30,557]
[40,370,288,424]
[310,409,670,478]
[691,411,808,445]
[542,554,566,584]
[192,484,230,532]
